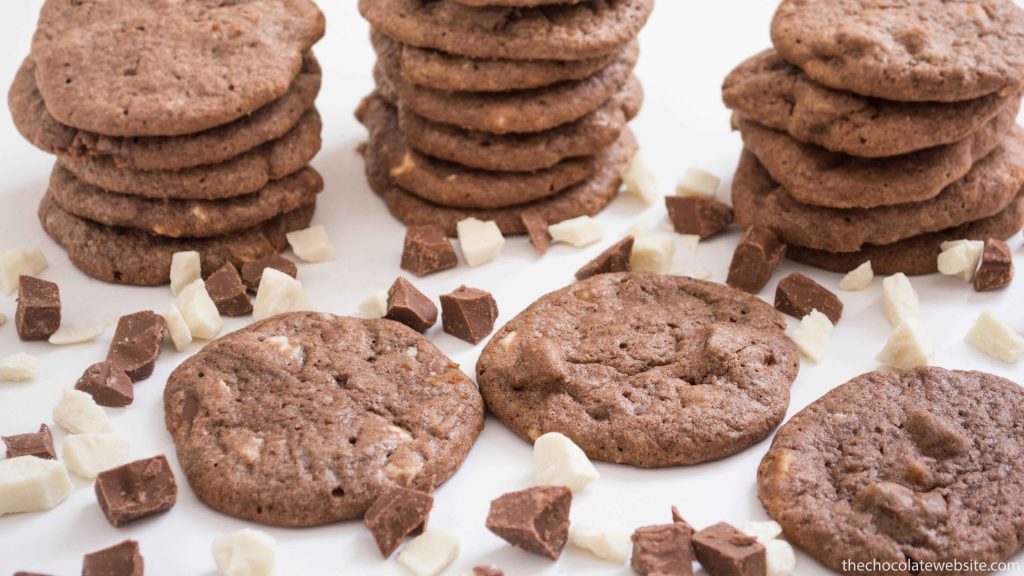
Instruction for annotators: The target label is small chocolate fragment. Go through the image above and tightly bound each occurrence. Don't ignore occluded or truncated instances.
[14,572,52,576]
[205,263,253,316]
[692,522,766,576]
[440,286,498,344]
[386,277,438,333]
[15,276,61,341]
[575,236,634,280]
[2,423,56,460]
[82,540,143,576]
[521,209,552,256]
[401,225,458,277]
[666,196,734,239]
[106,311,166,383]
[670,505,694,535]
[774,272,843,324]
[727,226,786,294]
[631,523,694,576]
[473,567,504,576]
[75,361,134,408]
[364,487,434,558]
[486,485,572,559]
[95,455,178,527]
[240,253,298,292]
[974,238,1014,292]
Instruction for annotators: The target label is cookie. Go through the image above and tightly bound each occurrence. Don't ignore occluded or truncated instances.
[31,0,325,136]
[731,136,1024,252]
[164,312,484,526]
[48,164,323,238]
[770,0,1024,102]
[738,98,1020,209]
[722,50,1018,158]
[38,192,314,286]
[476,273,799,467]
[757,367,1024,573]
[359,0,653,61]
[9,54,322,171]
[57,109,322,200]
[450,0,582,6]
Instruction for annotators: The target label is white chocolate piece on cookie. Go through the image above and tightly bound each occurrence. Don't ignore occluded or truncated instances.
[631,234,675,274]
[397,530,459,576]
[253,269,309,321]
[0,456,72,516]
[791,310,833,363]
[0,248,47,295]
[549,216,603,248]
[676,167,719,199]
[178,279,223,340]
[0,353,39,382]
[170,250,201,295]
[533,432,599,492]
[569,525,632,564]
[53,389,111,434]
[456,218,504,267]
[286,225,335,263]
[212,528,276,576]
[937,240,984,282]
[839,261,873,291]
[965,310,1024,363]
[876,318,933,370]
[62,434,130,479]
[882,273,918,327]
[622,151,659,204]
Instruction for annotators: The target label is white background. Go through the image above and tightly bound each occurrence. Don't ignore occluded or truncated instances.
[1,1,1023,575]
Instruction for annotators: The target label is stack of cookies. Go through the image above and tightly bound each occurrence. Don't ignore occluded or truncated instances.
[723,0,1024,275]
[357,0,654,236]
[8,0,326,285]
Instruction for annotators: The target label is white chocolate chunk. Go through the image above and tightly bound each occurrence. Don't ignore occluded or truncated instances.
[766,539,797,576]
[533,432,599,492]
[568,525,632,564]
[164,305,193,352]
[0,456,72,516]
[630,234,676,273]
[691,267,712,280]
[0,353,39,382]
[622,152,659,204]
[53,389,111,434]
[937,240,984,282]
[266,336,305,365]
[677,234,700,250]
[169,251,201,296]
[456,218,505,267]
[965,310,1024,363]
[358,290,388,319]
[791,310,833,363]
[0,248,47,295]
[839,261,874,291]
[49,323,105,345]
[882,273,918,327]
[741,520,783,544]
[286,225,335,263]
[676,167,719,198]
[397,530,459,576]
[62,434,130,479]
[627,222,653,238]
[253,269,309,321]
[876,318,933,370]
[178,279,223,340]
[548,215,603,248]
[212,528,276,576]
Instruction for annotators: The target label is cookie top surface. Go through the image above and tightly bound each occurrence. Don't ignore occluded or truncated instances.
[758,367,1024,572]
[476,273,800,467]
[770,0,1024,102]
[164,313,484,526]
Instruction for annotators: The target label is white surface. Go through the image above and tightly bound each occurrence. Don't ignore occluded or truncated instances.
[0,1,1023,574]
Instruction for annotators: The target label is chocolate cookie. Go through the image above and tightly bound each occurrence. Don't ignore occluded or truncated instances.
[758,367,1024,573]
[770,0,1024,102]
[9,55,322,171]
[31,0,325,136]
[38,192,314,285]
[722,50,1018,158]
[164,312,484,526]
[476,273,799,467]
[359,0,653,61]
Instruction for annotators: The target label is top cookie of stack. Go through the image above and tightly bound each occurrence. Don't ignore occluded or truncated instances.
[723,0,1024,275]
[9,0,326,285]
[357,0,654,236]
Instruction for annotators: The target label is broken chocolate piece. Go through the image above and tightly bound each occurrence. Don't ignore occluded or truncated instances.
[13,572,52,576]
[575,236,634,280]
[240,254,298,292]
[692,522,766,576]
[631,522,694,576]
[727,226,786,294]
[666,196,734,239]
[440,286,498,344]
[205,263,253,316]
[82,540,143,576]
[670,505,695,536]
[974,238,1013,292]
[106,311,166,383]
[401,225,458,277]
[486,485,572,559]
[774,272,843,324]
[95,455,178,527]
[386,277,438,333]
[521,209,552,256]
[2,423,56,460]
[75,361,134,408]
[473,567,504,576]
[364,487,434,558]
[15,276,61,341]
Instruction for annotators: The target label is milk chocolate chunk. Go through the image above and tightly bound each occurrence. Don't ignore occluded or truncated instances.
[727,226,786,293]
[631,523,694,576]
[14,572,52,576]
[974,238,1013,292]
[774,272,843,324]
[364,487,434,558]
[670,505,695,536]
[401,225,458,277]
[2,423,56,459]
[440,286,498,344]
[521,209,552,256]
[107,311,166,382]
[205,263,252,316]
[473,567,504,576]
[15,276,61,341]
[240,253,298,292]
[95,455,177,527]
[666,196,734,239]
[692,522,766,576]
[75,361,134,408]
[486,486,572,559]
[386,277,437,333]
[82,540,143,576]
[575,236,634,280]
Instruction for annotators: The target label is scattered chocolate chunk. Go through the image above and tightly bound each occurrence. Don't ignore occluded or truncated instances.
[631,523,694,576]
[205,263,253,316]
[2,423,56,460]
[386,277,438,333]
[364,487,434,558]
[401,225,458,277]
[666,196,734,239]
[82,540,143,576]
[75,361,135,408]
[15,276,61,341]
[95,455,177,527]
[13,572,52,576]
[106,311,166,383]
[240,254,298,292]
[692,522,766,576]
[974,238,1013,292]
[440,286,498,344]
[727,226,786,294]
[486,486,572,559]
[575,236,634,280]
[670,505,694,535]
[473,567,504,576]
[521,209,552,256]
[774,272,843,324]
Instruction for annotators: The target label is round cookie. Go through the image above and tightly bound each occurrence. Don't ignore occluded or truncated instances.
[477,273,800,468]
[722,50,1018,158]
[359,0,653,61]
[164,312,484,526]
[30,0,325,136]
[38,192,314,286]
[758,367,1024,573]
[9,54,322,171]
[57,109,322,200]
[770,0,1024,102]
